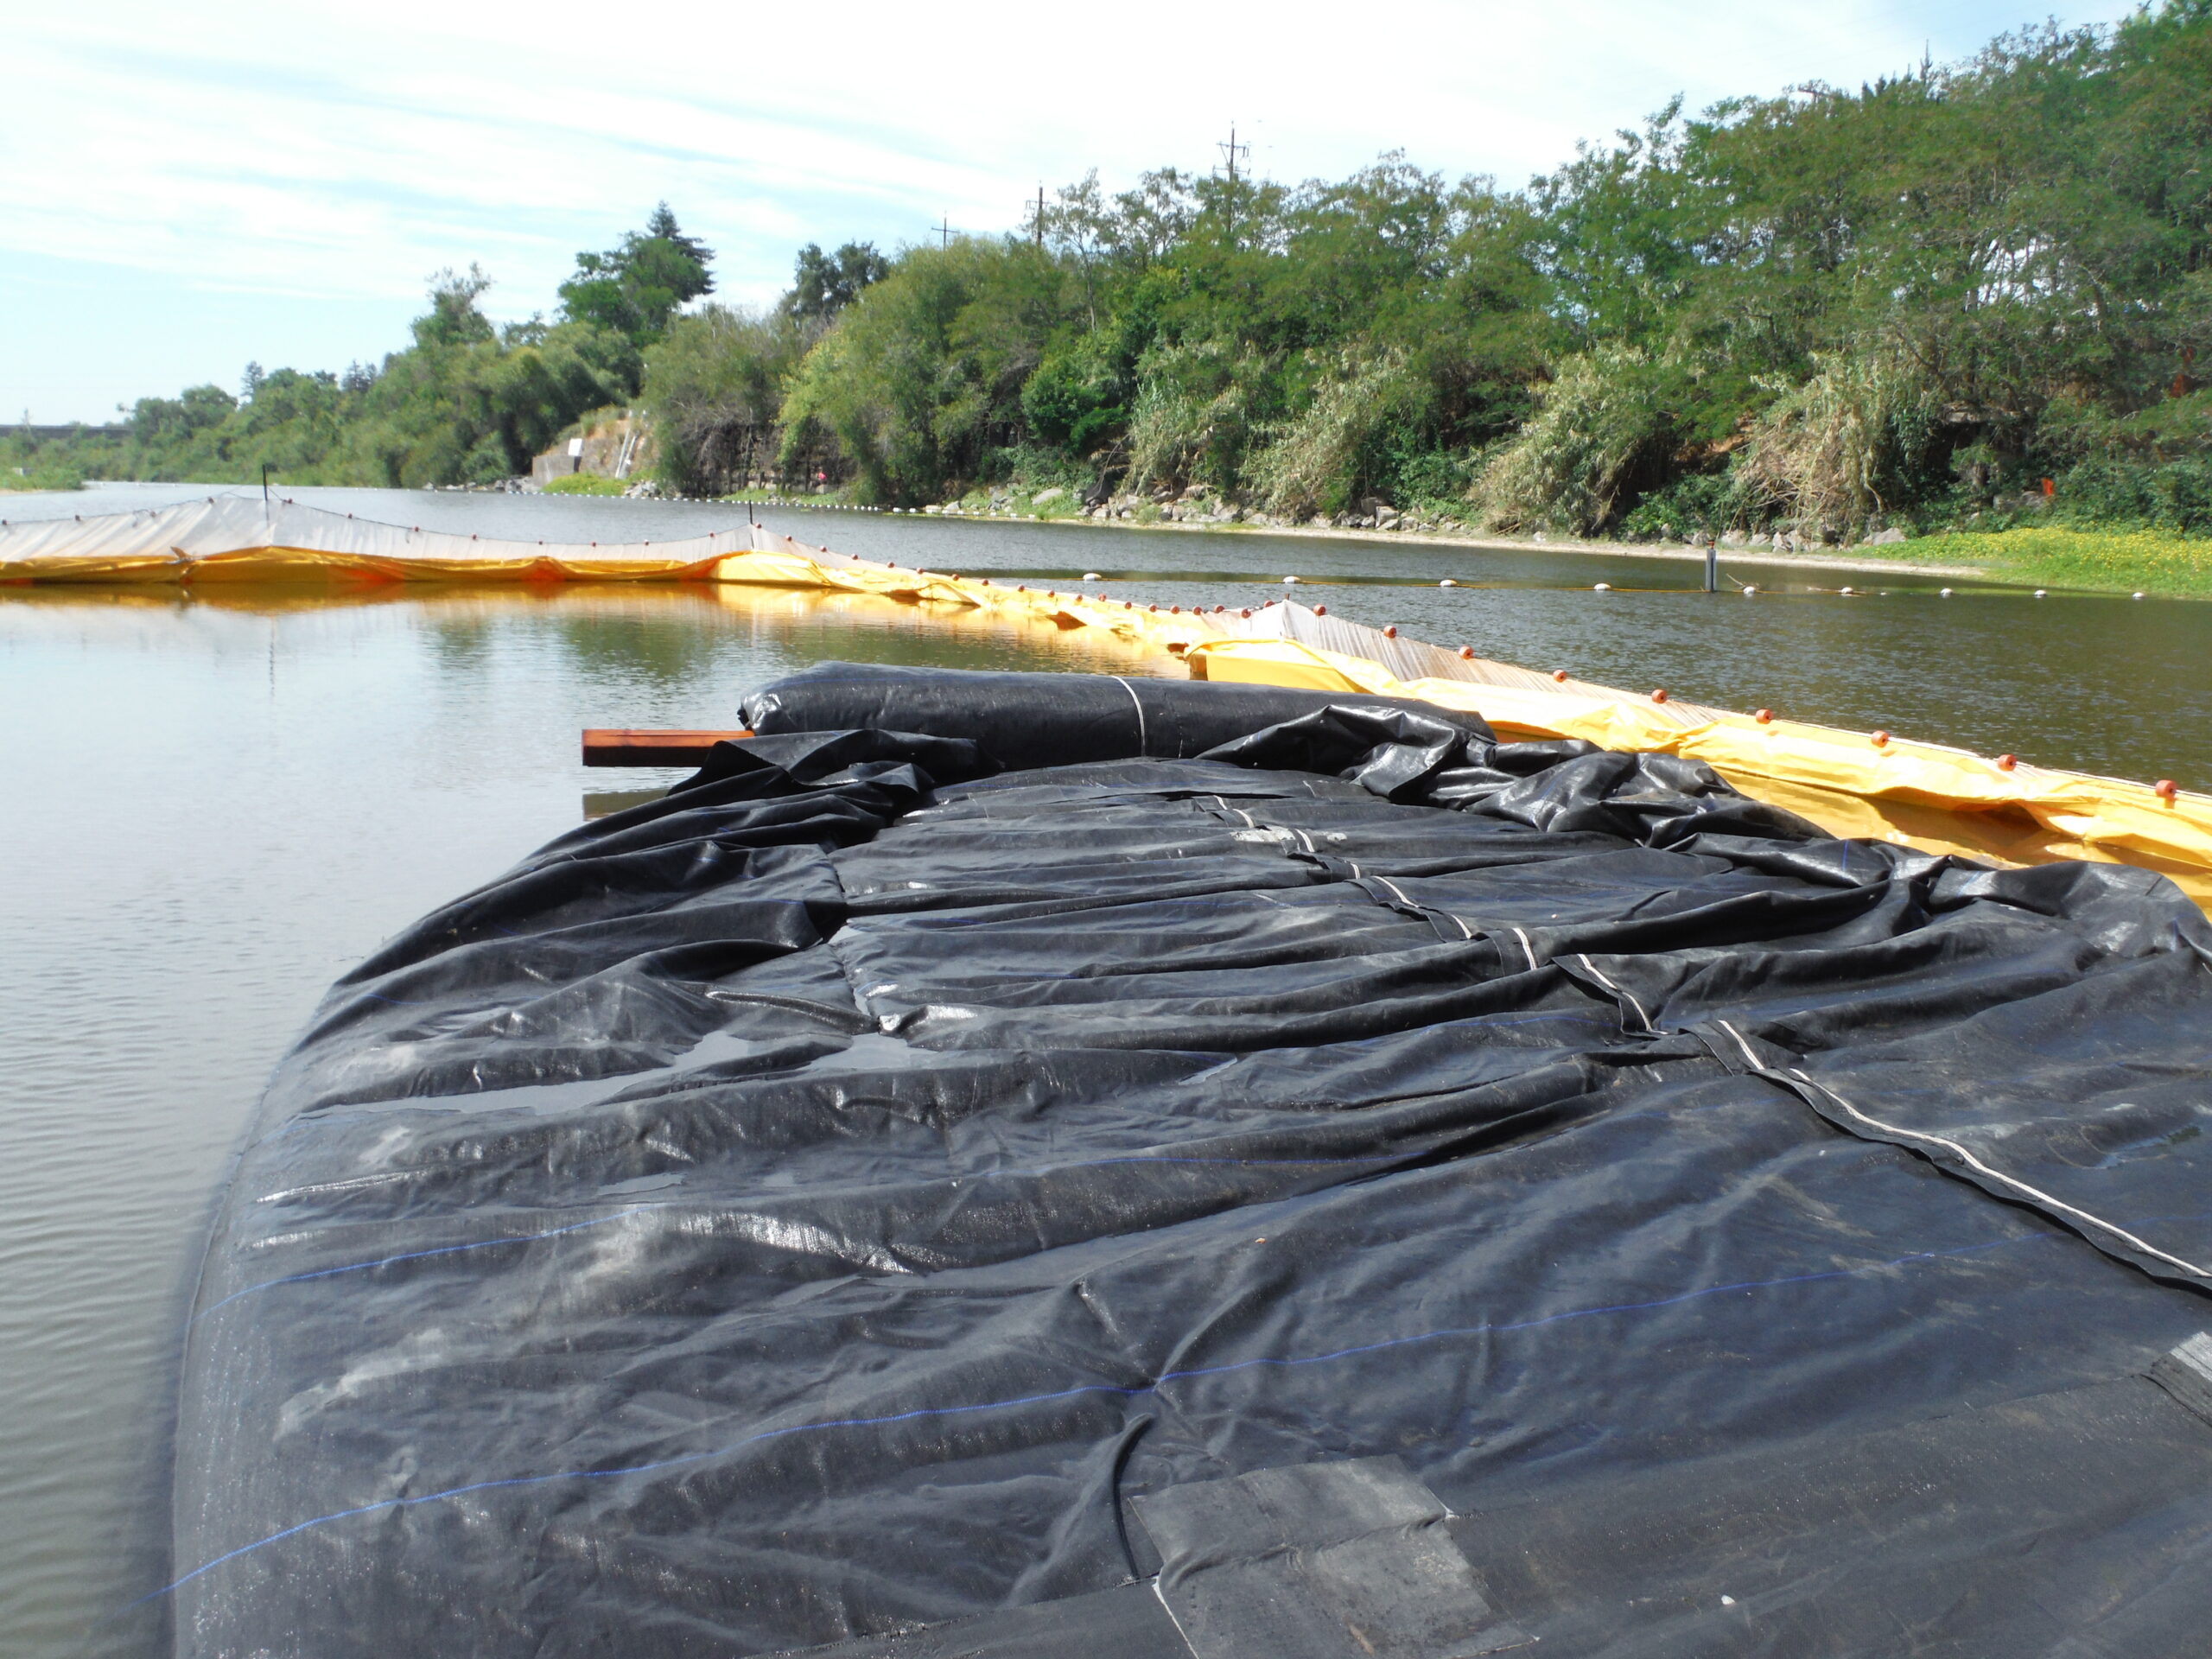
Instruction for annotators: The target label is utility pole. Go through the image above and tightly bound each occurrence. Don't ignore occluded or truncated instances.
[1217,122,1250,240]
[1033,185,1046,250]
[938,215,951,251]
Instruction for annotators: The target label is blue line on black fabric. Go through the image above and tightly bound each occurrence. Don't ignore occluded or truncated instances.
[192,1208,649,1322]
[240,1129,1553,1280]
[194,1158,1394,1320]
[143,1227,2049,1601]
[1001,1152,1407,1178]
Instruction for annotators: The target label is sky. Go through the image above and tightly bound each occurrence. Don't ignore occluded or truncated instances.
[3,0,2150,423]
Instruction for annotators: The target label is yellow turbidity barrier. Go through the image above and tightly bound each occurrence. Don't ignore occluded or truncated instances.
[1185,636,2212,910]
[7,500,2206,906]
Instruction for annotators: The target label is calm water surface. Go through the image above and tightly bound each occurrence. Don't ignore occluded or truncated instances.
[3,481,2208,1656]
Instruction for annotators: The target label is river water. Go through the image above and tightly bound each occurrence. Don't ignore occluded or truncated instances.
[3,482,2208,1656]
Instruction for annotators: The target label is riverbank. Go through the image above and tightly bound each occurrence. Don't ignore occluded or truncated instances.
[3,468,84,493]
[30,474,2209,595]
[1883,525,2212,600]
[1022,514,1995,583]
[721,486,2212,591]
[911,494,2212,597]
[1018,506,2212,597]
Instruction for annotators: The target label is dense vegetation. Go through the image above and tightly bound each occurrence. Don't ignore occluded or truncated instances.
[11,4,2212,556]
[3,207,710,492]
[679,3,2212,546]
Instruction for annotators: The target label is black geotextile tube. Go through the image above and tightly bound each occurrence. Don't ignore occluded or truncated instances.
[168,669,2212,1658]
[741,659,1491,772]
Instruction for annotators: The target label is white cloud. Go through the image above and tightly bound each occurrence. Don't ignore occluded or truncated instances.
[1,0,2146,417]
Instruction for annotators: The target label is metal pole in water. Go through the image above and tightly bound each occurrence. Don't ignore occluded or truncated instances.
[1704,541,1718,594]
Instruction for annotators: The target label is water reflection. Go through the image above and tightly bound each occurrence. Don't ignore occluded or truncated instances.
[584,787,668,819]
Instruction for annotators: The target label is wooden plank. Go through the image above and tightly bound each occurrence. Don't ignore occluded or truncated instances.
[582,728,751,766]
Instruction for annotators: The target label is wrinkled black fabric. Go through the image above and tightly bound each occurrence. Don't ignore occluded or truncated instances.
[743,659,1489,772]
[1447,1376,2212,1658]
[173,670,2212,1658]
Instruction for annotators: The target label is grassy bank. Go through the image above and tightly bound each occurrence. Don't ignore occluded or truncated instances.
[541,474,632,497]
[3,466,84,493]
[1806,524,2212,598]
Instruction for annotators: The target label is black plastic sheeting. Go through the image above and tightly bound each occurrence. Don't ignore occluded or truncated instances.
[741,659,1493,772]
[169,664,2212,1657]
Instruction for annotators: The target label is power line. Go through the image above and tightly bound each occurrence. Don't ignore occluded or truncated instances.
[1217,122,1251,239]
[1217,122,1249,188]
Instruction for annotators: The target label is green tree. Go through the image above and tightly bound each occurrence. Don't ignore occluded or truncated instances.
[643,304,809,492]
[558,204,715,346]
[785,242,891,324]
[780,238,1075,502]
